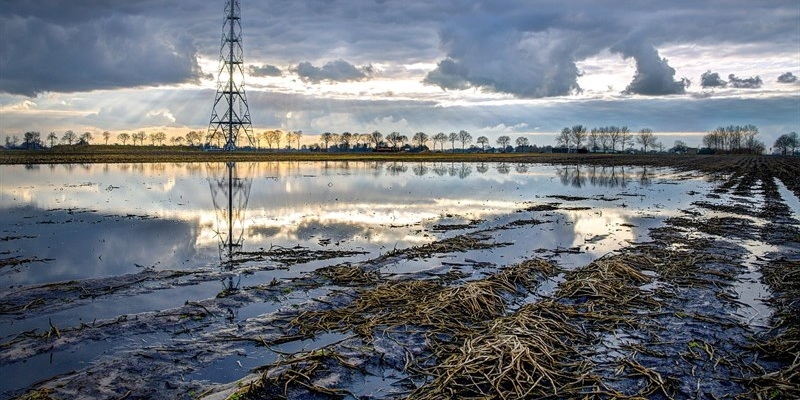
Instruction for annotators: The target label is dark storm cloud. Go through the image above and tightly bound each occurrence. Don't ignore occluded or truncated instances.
[294,60,368,83]
[0,1,215,96]
[777,72,798,84]
[701,71,727,88]
[423,59,471,91]
[423,9,590,98]
[612,41,688,95]
[728,74,763,89]
[249,65,283,77]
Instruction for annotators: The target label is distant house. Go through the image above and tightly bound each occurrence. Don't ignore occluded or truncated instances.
[686,147,698,155]
[698,148,715,155]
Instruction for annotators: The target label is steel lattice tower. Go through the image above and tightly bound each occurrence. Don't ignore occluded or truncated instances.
[208,0,254,150]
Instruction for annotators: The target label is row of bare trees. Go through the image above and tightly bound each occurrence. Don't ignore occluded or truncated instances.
[7,124,788,156]
[555,125,665,153]
[701,125,765,154]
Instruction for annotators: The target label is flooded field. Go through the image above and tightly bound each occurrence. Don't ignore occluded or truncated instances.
[1,158,798,399]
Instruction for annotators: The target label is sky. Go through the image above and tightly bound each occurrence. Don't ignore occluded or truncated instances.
[1,0,799,149]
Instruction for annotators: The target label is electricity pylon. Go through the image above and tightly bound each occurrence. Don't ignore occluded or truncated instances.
[208,0,254,150]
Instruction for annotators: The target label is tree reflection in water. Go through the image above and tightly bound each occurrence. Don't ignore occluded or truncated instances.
[554,165,654,188]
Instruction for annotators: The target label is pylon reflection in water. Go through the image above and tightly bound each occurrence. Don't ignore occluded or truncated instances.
[207,162,253,291]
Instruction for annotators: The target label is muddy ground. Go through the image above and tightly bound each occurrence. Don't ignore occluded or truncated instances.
[3,155,799,400]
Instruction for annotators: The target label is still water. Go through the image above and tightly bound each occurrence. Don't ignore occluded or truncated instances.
[1,162,704,285]
[0,161,712,394]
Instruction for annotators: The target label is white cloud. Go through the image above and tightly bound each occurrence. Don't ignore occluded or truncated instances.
[145,109,177,124]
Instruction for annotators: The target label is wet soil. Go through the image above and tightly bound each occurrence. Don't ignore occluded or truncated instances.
[3,156,799,400]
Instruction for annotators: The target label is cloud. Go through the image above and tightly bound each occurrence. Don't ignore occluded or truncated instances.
[727,74,763,89]
[777,72,798,84]
[294,60,369,83]
[700,71,727,88]
[0,12,205,97]
[424,19,585,98]
[145,109,177,124]
[249,65,283,77]
[612,40,688,95]
[423,59,471,91]
[1,99,38,111]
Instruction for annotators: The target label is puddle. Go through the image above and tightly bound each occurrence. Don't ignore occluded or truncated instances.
[188,332,349,384]
[775,178,800,221]
[733,241,776,329]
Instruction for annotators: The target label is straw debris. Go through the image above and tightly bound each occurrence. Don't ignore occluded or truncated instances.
[409,300,599,400]
[384,233,511,259]
[291,259,554,339]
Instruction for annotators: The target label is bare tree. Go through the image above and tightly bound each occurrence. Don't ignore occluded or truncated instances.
[774,132,797,156]
[360,133,373,148]
[448,132,458,151]
[515,136,530,149]
[293,130,303,149]
[619,126,632,151]
[117,132,131,145]
[496,135,511,151]
[339,132,353,150]
[321,132,333,149]
[61,130,76,145]
[413,131,429,149]
[47,132,58,147]
[570,125,587,150]
[155,132,166,145]
[433,132,447,151]
[636,128,657,152]
[556,127,571,150]
[102,131,111,145]
[477,136,489,151]
[599,128,610,152]
[386,132,400,149]
[23,131,42,149]
[369,131,383,148]
[588,128,600,152]
[285,131,297,149]
[80,131,93,144]
[607,126,621,152]
[133,131,147,146]
[262,130,282,149]
[458,130,472,150]
[184,131,201,146]
[397,133,408,148]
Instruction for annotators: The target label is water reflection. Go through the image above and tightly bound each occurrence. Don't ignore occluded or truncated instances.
[207,162,253,292]
[554,165,656,188]
[0,161,700,290]
[412,163,428,176]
